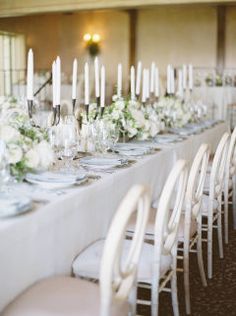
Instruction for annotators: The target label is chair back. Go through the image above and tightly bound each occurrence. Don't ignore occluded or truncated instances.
[226,126,236,180]
[154,160,188,259]
[210,132,230,199]
[186,144,210,219]
[99,185,151,316]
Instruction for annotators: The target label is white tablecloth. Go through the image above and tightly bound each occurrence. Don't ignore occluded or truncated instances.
[193,87,236,120]
[0,122,228,311]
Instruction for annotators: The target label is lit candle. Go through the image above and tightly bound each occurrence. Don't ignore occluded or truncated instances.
[178,69,183,98]
[167,65,171,94]
[183,64,187,90]
[188,64,193,91]
[117,63,122,98]
[56,56,61,105]
[100,65,105,108]
[94,57,100,98]
[27,49,34,100]
[155,67,159,98]
[150,62,155,94]
[84,62,89,105]
[136,61,142,96]
[72,58,78,100]
[52,60,56,108]
[130,66,135,101]
[142,69,146,103]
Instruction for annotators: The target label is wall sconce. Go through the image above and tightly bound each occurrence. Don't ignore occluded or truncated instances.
[83,33,101,57]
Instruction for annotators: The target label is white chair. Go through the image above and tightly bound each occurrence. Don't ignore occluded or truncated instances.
[136,160,188,316]
[223,126,236,243]
[73,160,188,316]
[177,144,210,315]
[127,145,209,315]
[201,132,230,279]
[2,185,151,316]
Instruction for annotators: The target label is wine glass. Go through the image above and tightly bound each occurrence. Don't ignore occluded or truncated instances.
[108,124,119,152]
[60,115,78,172]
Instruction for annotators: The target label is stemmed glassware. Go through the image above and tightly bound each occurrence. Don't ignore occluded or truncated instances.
[60,115,78,171]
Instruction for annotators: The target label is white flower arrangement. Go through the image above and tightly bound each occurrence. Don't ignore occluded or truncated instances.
[155,96,192,128]
[0,97,54,179]
[103,96,163,140]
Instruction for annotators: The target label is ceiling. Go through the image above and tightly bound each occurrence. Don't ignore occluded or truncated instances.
[0,0,235,17]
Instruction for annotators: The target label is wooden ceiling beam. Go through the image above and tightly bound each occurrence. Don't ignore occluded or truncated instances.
[0,0,235,17]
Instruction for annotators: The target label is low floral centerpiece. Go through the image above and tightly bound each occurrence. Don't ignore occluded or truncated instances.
[0,97,54,179]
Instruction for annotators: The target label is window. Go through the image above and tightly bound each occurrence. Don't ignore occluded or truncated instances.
[0,32,26,96]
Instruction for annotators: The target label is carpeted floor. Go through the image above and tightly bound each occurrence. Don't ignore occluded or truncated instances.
[137,208,236,316]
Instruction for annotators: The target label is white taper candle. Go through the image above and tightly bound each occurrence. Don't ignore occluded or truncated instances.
[84,62,89,105]
[178,69,183,98]
[142,69,146,103]
[27,49,34,100]
[183,64,187,90]
[100,65,105,108]
[72,58,78,100]
[188,64,193,91]
[56,56,61,105]
[155,67,159,98]
[94,57,100,98]
[136,61,142,96]
[52,61,56,108]
[130,66,135,101]
[150,62,155,93]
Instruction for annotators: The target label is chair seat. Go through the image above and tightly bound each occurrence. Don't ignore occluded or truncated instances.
[126,208,197,241]
[73,239,172,284]
[2,276,128,316]
[200,194,219,216]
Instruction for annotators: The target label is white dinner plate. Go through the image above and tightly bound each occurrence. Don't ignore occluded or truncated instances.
[0,194,32,219]
[80,156,127,169]
[25,171,87,189]
[154,134,181,143]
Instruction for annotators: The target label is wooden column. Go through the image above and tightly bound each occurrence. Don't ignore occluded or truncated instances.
[216,5,226,74]
[127,9,137,69]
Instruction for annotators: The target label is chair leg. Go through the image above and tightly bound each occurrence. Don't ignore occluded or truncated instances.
[207,218,213,279]
[197,217,207,286]
[129,283,137,316]
[217,206,224,259]
[233,175,236,229]
[183,247,191,315]
[151,265,160,316]
[224,189,229,244]
[171,271,179,316]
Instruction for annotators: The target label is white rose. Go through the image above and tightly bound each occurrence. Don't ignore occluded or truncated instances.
[112,110,120,120]
[7,144,23,164]
[35,140,54,169]
[25,149,40,169]
[0,125,20,142]
[130,109,145,128]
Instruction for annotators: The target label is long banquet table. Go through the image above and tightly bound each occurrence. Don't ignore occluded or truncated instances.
[0,122,228,311]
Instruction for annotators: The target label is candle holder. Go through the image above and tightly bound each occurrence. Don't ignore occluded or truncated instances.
[85,104,89,122]
[52,105,61,126]
[100,107,105,118]
[72,99,76,115]
[56,105,61,125]
[94,96,100,120]
[52,107,57,126]
[27,99,33,119]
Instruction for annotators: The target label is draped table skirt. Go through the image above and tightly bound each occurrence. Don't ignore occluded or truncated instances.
[0,122,228,311]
